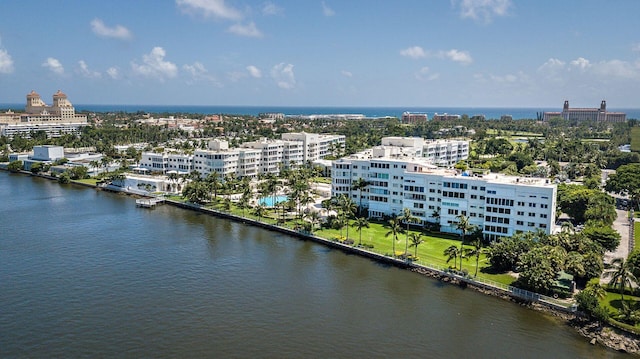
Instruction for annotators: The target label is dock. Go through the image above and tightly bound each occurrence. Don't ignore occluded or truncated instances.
[136,198,164,208]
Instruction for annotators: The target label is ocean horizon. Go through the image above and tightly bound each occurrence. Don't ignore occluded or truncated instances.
[2,103,639,120]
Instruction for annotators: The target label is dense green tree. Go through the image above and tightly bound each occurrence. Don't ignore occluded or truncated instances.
[605,163,640,210]
[7,160,23,172]
[182,181,210,204]
[581,223,621,252]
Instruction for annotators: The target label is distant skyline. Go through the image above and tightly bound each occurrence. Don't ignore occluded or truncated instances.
[0,0,639,108]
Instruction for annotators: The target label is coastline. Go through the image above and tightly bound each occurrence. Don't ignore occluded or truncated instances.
[4,169,639,355]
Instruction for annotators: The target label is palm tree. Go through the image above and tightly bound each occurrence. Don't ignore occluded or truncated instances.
[585,282,607,300]
[352,216,370,247]
[444,245,461,270]
[408,232,424,258]
[455,214,475,268]
[465,236,484,277]
[401,208,418,257]
[338,195,357,241]
[351,177,370,216]
[604,257,638,303]
[206,172,221,203]
[385,216,403,257]
[252,204,267,221]
[304,210,321,233]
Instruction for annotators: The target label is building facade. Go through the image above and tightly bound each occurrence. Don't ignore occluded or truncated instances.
[401,112,428,124]
[0,90,88,138]
[543,100,626,123]
[332,141,556,239]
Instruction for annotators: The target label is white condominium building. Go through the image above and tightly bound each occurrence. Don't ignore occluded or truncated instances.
[193,139,260,179]
[281,132,346,161]
[241,138,304,174]
[332,141,555,239]
[140,151,194,174]
[378,137,469,167]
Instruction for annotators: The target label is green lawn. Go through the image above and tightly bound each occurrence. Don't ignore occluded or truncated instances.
[165,195,518,286]
[630,126,640,152]
[634,221,640,242]
[73,178,100,185]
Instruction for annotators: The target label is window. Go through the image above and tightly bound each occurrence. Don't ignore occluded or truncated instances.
[516,220,524,225]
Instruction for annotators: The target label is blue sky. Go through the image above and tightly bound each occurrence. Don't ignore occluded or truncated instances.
[0,0,639,108]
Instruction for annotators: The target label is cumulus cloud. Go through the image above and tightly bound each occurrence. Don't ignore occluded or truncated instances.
[42,57,64,75]
[131,47,178,81]
[538,56,640,82]
[441,49,473,65]
[415,66,439,81]
[400,46,426,59]
[453,0,511,23]
[321,1,335,16]
[91,18,132,40]
[247,65,262,78]
[176,0,243,20]
[271,63,296,89]
[262,2,283,16]
[570,57,591,71]
[78,60,101,78]
[0,48,14,74]
[183,61,220,85]
[106,67,120,79]
[341,70,352,77]
[227,22,263,38]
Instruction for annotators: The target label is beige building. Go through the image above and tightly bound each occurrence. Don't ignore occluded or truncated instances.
[543,100,626,123]
[0,90,88,138]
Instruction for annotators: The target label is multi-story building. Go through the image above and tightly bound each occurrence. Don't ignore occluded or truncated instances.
[281,132,346,162]
[139,151,194,174]
[332,143,556,239]
[241,138,304,175]
[377,137,469,167]
[401,112,428,124]
[543,100,626,123]
[0,90,88,138]
[193,139,260,179]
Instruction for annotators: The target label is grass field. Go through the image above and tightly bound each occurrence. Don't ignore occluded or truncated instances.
[631,126,640,152]
[183,197,517,286]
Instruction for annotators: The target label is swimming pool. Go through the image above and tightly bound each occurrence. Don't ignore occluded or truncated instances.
[259,195,288,207]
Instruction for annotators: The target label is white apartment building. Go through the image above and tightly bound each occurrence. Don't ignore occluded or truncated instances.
[332,142,556,239]
[193,139,261,179]
[241,138,304,175]
[139,151,194,174]
[378,137,469,167]
[281,132,346,162]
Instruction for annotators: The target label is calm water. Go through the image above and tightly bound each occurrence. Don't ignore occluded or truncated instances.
[0,172,627,358]
[2,103,640,120]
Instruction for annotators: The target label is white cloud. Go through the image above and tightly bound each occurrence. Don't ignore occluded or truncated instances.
[400,46,426,59]
[453,0,512,23]
[415,66,439,81]
[106,67,120,79]
[227,22,263,38]
[0,48,14,74]
[321,1,335,16]
[270,63,296,89]
[539,58,565,70]
[262,2,283,16]
[341,70,352,77]
[91,18,132,40]
[441,49,473,65]
[247,65,262,78]
[42,57,64,75]
[183,62,219,85]
[78,60,101,78]
[176,0,242,20]
[131,47,178,81]
[228,71,247,82]
[570,57,591,71]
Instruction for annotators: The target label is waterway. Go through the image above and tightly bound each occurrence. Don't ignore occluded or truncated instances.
[0,171,628,358]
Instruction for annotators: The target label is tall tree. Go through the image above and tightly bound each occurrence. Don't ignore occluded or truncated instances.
[604,257,638,303]
[351,177,370,216]
[385,216,403,257]
[444,245,461,270]
[408,232,424,258]
[352,216,370,247]
[401,208,418,257]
